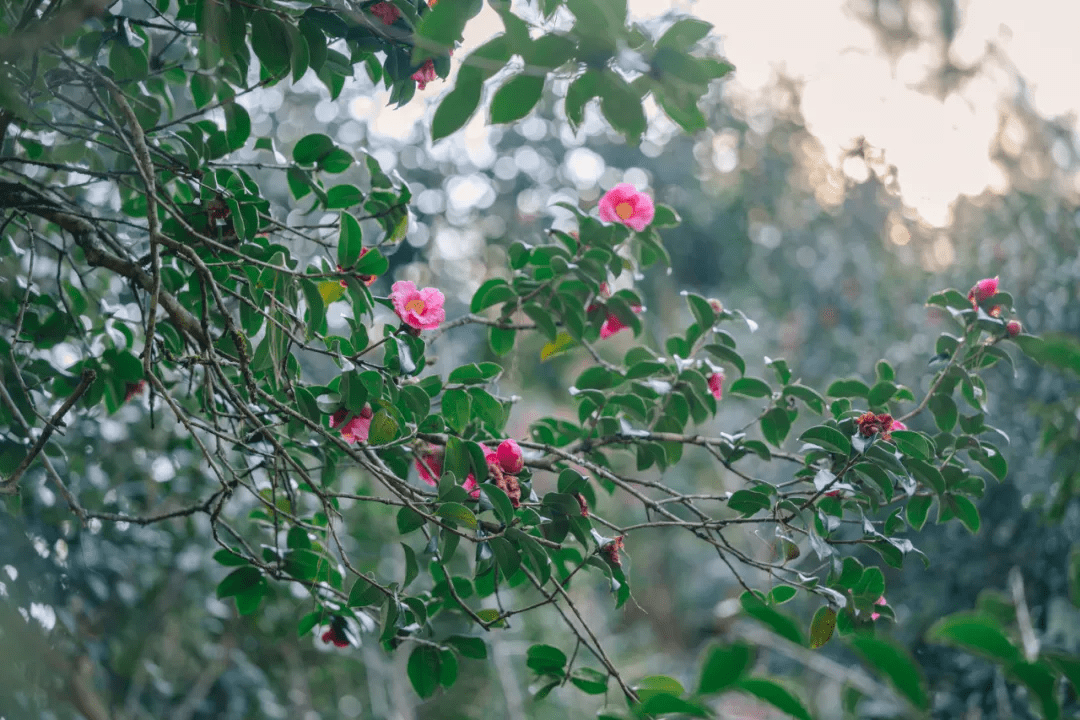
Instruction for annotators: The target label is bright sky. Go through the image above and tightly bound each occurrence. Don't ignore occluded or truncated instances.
[350,0,1080,227]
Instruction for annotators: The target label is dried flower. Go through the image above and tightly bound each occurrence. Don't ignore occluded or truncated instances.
[369,1,400,24]
[600,535,625,568]
[856,412,895,441]
[411,58,438,90]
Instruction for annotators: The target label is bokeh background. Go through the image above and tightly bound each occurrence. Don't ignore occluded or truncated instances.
[3,0,1080,718]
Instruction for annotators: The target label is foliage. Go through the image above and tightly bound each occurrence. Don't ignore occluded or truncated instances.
[1,0,1079,718]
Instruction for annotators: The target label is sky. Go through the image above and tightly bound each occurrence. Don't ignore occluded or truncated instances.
[349,0,1080,228]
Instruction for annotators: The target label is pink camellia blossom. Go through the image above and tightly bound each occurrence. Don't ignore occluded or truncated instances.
[967,276,999,306]
[125,379,147,403]
[891,419,907,432]
[411,58,438,90]
[496,439,524,474]
[415,447,444,485]
[329,406,373,444]
[598,183,655,231]
[871,596,887,621]
[708,371,724,401]
[369,1,400,24]
[390,280,445,330]
[1007,320,1022,337]
[599,305,643,339]
[415,446,480,498]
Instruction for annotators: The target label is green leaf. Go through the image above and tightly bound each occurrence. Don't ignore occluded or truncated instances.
[636,694,710,717]
[633,675,685,703]
[565,69,601,129]
[783,384,826,414]
[906,495,932,531]
[929,393,958,432]
[355,247,388,276]
[212,549,250,567]
[338,212,363,267]
[598,71,645,143]
[397,506,426,535]
[735,678,812,720]
[365,408,395,444]
[728,376,772,398]
[1010,661,1060,720]
[728,489,771,517]
[740,591,804,646]
[827,378,870,398]
[925,612,1021,665]
[436,502,478,530]
[798,425,852,455]
[223,102,250,151]
[697,642,754,694]
[442,388,470,433]
[216,566,261,598]
[407,645,441,699]
[848,634,929,709]
[570,667,608,694]
[704,344,745,376]
[413,0,482,62]
[658,17,712,49]
[326,184,364,208]
[949,495,980,534]
[445,635,487,659]
[432,67,482,141]
[294,133,335,164]
[479,484,514,525]
[251,11,291,76]
[809,606,837,649]
[760,407,791,447]
[526,643,567,674]
[488,536,521,577]
[490,73,545,124]
[347,576,382,607]
[868,381,897,408]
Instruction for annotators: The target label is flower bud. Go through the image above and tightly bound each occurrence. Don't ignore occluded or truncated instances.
[1007,320,1022,337]
[708,298,724,314]
[967,276,999,306]
[496,439,524,474]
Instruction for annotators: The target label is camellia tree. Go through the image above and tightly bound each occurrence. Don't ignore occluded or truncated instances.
[1,0,1078,718]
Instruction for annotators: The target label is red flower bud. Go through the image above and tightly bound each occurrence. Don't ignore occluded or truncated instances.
[496,439,524,474]
[1007,320,1022,337]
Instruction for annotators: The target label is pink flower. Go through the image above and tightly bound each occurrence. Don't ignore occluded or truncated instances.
[496,439,524,474]
[967,276,999,306]
[124,379,147,403]
[598,183,655,231]
[329,406,374,444]
[891,419,907,432]
[390,280,445,330]
[415,446,480,498]
[322,619,350,647]
[369,1,400,24]
[411,58,438,90]
[415,447,444,485]
[599,305,643,339]
[871,596,887,621]
[1007,320,1022,337]
[708,371,724,401]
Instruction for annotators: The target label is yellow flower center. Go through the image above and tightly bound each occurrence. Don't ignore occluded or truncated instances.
[405,298,426,315]
[615,202,634,220]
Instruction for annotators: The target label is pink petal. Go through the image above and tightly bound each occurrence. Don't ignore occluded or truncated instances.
[462,475,481,499]
[329,408,349,429]
[390,280,419,317]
